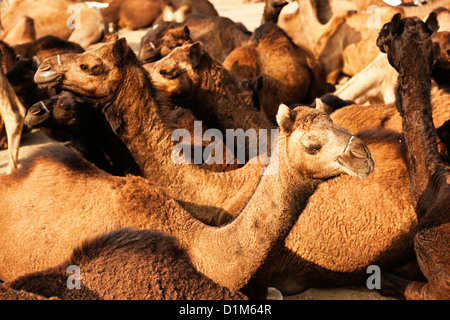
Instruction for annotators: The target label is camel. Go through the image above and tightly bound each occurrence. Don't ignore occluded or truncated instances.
[262,0,289,25]
[99,0,218,30]
[34,36,422,294]
[139,14,251,64]
[0,15,36,46]
[6,36,85,109]
[0,103,373,298]
[4,228,247,300]
[1,0,106,48]
[24,91,142,176]
[13,35,85,62]
[376,13,450,300]
[150,41,274,150]
[0,41,16,73]
[222,22,327,120]
[140,25,191,64]
[0,52,26,174]
[278,0,449,83]
[34,35,267,225]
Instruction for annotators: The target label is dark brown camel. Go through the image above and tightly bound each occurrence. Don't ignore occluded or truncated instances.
[377,13,450,300]
[24,91,141,176]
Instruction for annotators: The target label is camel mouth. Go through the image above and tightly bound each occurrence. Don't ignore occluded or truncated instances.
[24,102,51,128]
[336,139,375,179]
[34,63,64,87]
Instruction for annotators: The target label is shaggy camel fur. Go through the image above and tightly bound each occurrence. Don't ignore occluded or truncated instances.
[0,283,49,300]
[377,13,450,300]
[24,91,142,176]
[0,15,36,46]
[34,36,423,295]
[4,228,247,300]
[222,22,327,120]
[0,103,373,298]
[0,52,26,173]
[1,0,106,48]
[139,14,251,64]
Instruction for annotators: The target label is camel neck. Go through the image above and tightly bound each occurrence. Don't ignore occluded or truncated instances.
[397,71,442,206]
[109,63,263,223]
[180,57,274,132]
[188,137,321,290]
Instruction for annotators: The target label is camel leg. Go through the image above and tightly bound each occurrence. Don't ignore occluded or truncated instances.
[3,109,24,174]
[404,225,450,300]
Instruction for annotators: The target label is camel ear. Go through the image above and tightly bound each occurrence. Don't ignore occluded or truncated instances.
[189,42,204,69]
[315,98,325,111]
[107,34,119,43]
[276,104,294,134]
[390,13,403,37]
[425,12,439,35]
[113,37,129,66]
[183,25,190,39]
[32,56,40,69]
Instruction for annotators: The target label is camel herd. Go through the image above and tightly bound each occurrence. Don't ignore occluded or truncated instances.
[0,0,449,301]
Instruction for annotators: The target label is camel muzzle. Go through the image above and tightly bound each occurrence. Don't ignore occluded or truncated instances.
[24,101,51,128]
[337,136,374,179]
[34,60,64,86]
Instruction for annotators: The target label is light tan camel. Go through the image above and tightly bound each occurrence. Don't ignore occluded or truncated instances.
[279,0,450,82]
[0,102,373,299]
[1,0,106,48]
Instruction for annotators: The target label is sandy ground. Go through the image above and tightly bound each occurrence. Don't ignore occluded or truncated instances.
[0,0,396,300]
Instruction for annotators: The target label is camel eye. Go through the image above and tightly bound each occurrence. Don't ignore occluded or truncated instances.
[80,64,89,71]
[160,68,178,79]
[304,144,322,155]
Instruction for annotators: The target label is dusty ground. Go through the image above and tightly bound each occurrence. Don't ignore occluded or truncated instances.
[0,0,395,300]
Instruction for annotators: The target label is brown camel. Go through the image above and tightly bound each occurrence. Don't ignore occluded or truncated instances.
[1,0,106,48]
[0,102,372,298]
[139,14,251,64]
[222,22,327,120]
[377,13,450,300]
[261,0,289,25]
[140,25,191,64]
[150,41,274,153]
[34,35,266,225]
[24,91,142,176]
[4,228,247,300]
[100,0,218,30]
[34,36,422,294]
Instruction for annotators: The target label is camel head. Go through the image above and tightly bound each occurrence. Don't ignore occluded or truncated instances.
[34,35,136,101]
[150,41,206,98]
[140,25,191,63]
[377,13,439,74]
[276,102,374,179]
[25,91,92,130]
